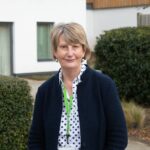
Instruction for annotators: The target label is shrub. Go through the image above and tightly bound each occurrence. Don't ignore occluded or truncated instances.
[87,51,96,68]
[0,76,33,150]
[95,27,150,105]
[122,100,145,129]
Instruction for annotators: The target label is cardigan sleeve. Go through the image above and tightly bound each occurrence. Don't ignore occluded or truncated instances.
[28,87,45,150]
[101,76,128,150]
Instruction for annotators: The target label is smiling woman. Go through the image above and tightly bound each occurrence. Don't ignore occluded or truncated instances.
[28,22,128,150]
[51,23,91,60]
[54,35,85,72]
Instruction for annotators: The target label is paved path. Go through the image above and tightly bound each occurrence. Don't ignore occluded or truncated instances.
[25,79,45,98]
[26,79,150,150]
[126,137,150,150]
[127,137,150,150]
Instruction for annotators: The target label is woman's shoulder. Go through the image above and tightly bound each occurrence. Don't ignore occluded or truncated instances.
[38,72,59,91]
[87,67,114,85]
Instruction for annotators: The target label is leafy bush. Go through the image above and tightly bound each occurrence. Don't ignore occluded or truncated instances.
[122,101,145,129]
[0,76,33,150]
[95,27,150,105]
[87,51,96,68]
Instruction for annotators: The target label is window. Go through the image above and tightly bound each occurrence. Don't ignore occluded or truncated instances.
[0,23,13,76]
[137,13,150,27]
[86,3,93,10]
[37,22,54,61]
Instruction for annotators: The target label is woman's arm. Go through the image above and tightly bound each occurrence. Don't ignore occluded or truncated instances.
[28,87,45,150]
[102,77,128,150]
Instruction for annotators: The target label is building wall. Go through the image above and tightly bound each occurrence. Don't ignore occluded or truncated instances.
[0,0,86,74]
[86,6,150,50]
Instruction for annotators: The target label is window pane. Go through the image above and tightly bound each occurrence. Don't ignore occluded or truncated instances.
[0,23,11,75]
[37,23,53,61]
[137,13,150,27]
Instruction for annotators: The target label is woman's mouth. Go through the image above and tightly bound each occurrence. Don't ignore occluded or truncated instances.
[65,59,75,62]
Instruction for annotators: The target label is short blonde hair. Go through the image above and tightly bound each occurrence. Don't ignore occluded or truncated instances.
[50,22,91,60]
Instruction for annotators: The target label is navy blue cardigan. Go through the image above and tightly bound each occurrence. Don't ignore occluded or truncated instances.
[28,66,128,150]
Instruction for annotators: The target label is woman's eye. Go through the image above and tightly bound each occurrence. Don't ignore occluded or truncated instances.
[73,45,79,48]
[60,45,67,49]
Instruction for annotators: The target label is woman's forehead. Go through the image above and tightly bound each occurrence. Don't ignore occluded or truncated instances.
[58,34,80,45]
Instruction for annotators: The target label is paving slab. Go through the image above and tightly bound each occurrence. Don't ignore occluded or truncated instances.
[126,137,150,150]
[25,79,44,98]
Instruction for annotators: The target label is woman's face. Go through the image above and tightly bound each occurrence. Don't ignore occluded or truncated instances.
[54,35,85,70]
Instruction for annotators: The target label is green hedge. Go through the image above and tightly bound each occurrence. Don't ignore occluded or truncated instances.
[0,76,33,150]
[95,27,150,105]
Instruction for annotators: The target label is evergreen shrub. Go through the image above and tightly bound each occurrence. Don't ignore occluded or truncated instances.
[95,27,150,105]
[0,76,33,150]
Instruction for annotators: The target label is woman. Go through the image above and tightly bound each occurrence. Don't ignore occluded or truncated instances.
[28,22,128,150]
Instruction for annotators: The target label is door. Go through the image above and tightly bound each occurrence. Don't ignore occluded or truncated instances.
[0,23,12,76]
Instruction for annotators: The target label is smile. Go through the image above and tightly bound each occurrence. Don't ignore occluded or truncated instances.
[65,59,75,62]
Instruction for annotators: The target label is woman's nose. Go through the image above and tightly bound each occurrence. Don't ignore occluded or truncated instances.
[67,46,74,56]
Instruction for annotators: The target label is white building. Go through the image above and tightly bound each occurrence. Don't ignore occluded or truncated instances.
[0,0,86,76]
[86,0,150,50]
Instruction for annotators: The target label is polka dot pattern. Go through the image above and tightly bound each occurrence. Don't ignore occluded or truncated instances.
[58,63,86,149]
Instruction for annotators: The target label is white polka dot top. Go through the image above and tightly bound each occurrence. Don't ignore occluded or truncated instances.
[57,63,86,149]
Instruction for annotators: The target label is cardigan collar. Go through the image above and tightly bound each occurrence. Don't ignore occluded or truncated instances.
[58,63,87,85]
[54,64,92,91]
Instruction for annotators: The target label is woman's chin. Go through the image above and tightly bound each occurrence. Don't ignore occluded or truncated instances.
[62,64,79,70]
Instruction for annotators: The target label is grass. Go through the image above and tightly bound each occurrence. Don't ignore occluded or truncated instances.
[127,107,150,144]
[121,101,150,144]
[122,100,146,129]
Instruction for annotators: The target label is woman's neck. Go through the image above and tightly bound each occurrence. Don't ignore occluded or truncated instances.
[62,66,81,83]
[61,65,81,96]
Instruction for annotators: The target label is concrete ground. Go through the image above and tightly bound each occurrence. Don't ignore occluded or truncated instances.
[25,79,45,98]
[127,137,150,150]
[26,79,150,150]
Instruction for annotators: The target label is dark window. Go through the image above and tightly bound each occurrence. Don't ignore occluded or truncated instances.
[37,22,54,61]
[137,13,150,27]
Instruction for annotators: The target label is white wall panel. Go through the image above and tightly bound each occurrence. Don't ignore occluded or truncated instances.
[87,6,150,50]
[0,0,86,74]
